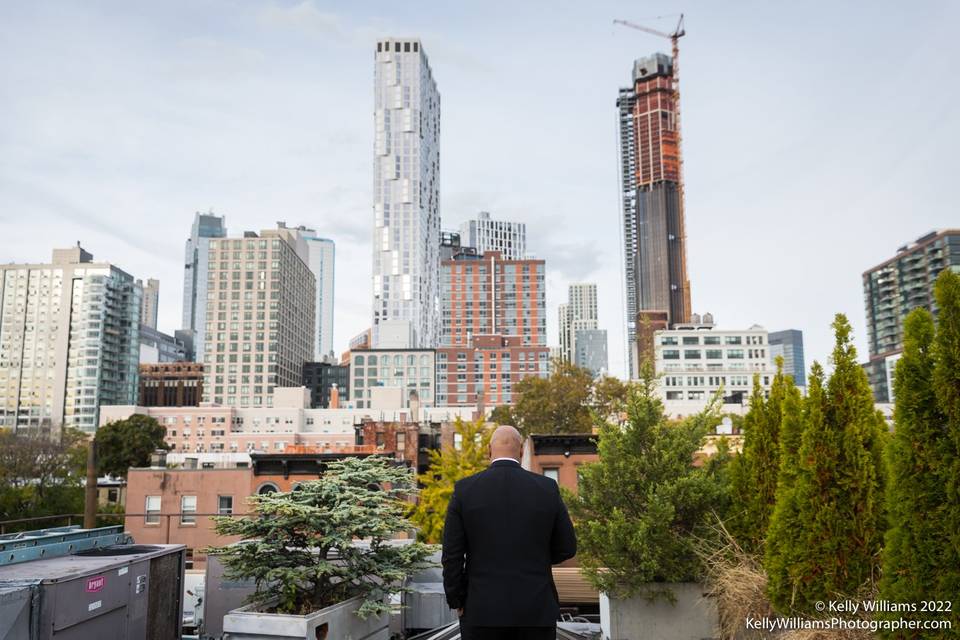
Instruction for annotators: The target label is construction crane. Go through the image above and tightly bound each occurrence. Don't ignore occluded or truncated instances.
[613,13,686,193]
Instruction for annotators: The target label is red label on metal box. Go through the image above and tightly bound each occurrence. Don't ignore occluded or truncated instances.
[85,576,105,592]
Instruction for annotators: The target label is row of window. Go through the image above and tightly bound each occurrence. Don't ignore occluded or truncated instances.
[660,334,763,346]
[661,347,769,360]
[144,494,233,525]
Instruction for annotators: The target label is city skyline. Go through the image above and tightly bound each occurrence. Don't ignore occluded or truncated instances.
[2,1,958,377]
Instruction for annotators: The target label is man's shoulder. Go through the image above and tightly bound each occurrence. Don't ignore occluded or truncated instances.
[453,467,488,491]
[454,463,557,492]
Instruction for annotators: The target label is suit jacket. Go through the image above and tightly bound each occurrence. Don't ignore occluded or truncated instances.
[441,459,577,627]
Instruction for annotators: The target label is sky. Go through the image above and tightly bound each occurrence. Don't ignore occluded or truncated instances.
[1,0,958,379]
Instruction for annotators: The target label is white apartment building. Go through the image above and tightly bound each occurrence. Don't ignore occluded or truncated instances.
[654,322,776,417]
[459,211,527,260]
[201,226,315,409]
[99,386,474,455]
[372,38,441,348]
[349,348,436,409]
[0,247,142,436]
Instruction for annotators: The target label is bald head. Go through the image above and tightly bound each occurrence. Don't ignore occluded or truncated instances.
[489,425,523,462]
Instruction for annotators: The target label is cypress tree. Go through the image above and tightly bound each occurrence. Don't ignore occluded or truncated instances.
[930,269,960,627]
[765,362,822,611]
[878,308,953,637]
[765,315,885,614]
[729,359,791,551]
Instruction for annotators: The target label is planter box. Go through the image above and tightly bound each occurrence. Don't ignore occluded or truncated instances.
[600,583,719,640]
[223,594,389,640]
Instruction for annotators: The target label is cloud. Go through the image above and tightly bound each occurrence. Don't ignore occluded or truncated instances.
[257,1,345,38]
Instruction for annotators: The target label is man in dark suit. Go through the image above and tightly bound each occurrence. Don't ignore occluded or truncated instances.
[442,425,577,640]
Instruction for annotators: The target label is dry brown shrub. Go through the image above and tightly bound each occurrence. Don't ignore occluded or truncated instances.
[696,518,878,640]
[697,519,775,639]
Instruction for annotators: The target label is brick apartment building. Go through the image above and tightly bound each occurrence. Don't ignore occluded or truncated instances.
[436,334,549,407]
[138,362,204,407]
[441,251,546,347]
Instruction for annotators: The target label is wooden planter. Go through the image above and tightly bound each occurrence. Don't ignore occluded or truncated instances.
[222,594,389,640]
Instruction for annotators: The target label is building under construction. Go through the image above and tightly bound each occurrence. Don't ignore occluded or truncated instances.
[618,52,692,377]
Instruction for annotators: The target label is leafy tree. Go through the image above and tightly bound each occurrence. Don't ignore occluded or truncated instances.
[764,315,886,614]
[512,360,594,437]
[592,375,630,424]
[728,359,792,551]
[0,428,87,529]
[566,364,730,599]
[878,307,954,636]
[95,415,168,478]
[488,405,515,426]
[410,418,492,543]
[929,269,960,629]
[208,456,433,618]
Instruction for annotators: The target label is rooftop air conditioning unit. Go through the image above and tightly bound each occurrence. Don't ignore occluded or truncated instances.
[0,527,185,640]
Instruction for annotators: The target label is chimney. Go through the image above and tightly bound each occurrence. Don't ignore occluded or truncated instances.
[408,390,420,424]
[329,383,340,409]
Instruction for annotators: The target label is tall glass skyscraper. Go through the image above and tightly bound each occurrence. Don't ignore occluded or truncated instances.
[0,247,141,437]
[768,329,806,387]
[181,212,227,361]
[280,225,335,360]
[372,38,441,348]
[862,229,960,401]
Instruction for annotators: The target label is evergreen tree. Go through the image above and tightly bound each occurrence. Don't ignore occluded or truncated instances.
[567,364,730,599]
[209,456,433,618]
[728,360,791,551]
[878,308,953,637]
[930,270,960,627]
[764,366,813,606]
[764,315,886,614]
[410,417,491,543]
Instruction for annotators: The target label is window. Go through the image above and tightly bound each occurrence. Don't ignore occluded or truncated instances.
[184,549,194,570]
[660,336,678,345]
[727,349,745,359]
[218,495,233,515]
[257,483,279,495]
[543,468,559,483]
[180,495,197,525]
[725,336,742,345]
[684,350,701,359]
[662,349,680,360]
[145,495,161,525]
[706,349,723,359]
[682,336,699,345]
[704,336,720,345]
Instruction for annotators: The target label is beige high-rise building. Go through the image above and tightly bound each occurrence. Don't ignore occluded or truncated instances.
[559,283,599,363]
[139,277,160,329]
[0,246,142,437]
[201,226,315,408]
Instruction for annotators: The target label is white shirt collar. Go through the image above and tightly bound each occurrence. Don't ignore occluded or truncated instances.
[491,457,520,465]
